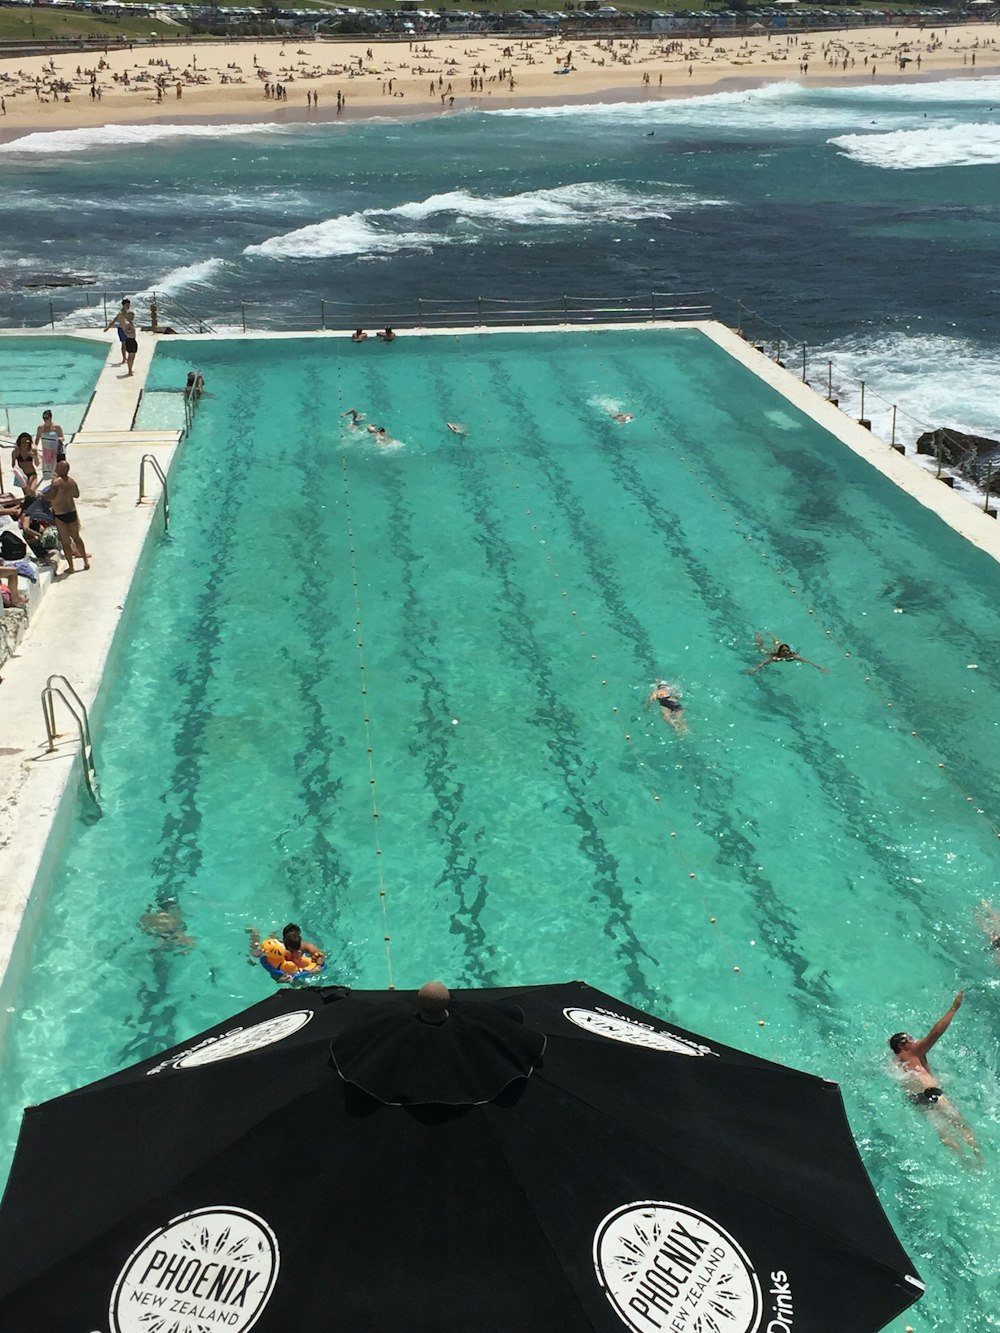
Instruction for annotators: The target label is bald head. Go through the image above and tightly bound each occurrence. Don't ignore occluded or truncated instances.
[417,980,450,1024]
[55,460,70,478]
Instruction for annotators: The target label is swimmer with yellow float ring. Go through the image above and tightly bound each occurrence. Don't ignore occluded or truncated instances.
[248,922,326,982]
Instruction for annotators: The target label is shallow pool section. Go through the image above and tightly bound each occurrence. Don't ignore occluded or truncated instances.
[0,335,107,437]
[4,329,1000,1330]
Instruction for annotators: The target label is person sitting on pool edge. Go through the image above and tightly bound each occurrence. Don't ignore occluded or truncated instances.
[647,680,687,734]
[888,990,980,1158]
[248,922,325,972]
[748,632,827,674]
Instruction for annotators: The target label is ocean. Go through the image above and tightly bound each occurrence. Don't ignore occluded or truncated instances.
[2,74,1000,446]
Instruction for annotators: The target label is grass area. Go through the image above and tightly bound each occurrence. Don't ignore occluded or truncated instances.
[0,9,180,40]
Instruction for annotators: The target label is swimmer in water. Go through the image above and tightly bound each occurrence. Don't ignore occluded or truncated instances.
[342,408,365,427]
[367,424,395,446]
[247,923,325,976]
[647,680,687,734]
[138,899,195,953]
[446,422,467,436]
[974,901,1000,956]
[748,633,827,674]
[607,408,633,424]
[888,991,980,1158]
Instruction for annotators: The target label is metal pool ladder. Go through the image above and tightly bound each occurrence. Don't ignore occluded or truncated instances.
[41,674,100,810]
[139,453,170,531]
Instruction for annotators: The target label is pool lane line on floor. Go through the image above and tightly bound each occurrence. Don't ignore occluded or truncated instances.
[340,445,396,992]
[449,335,776,1044]
[603,352,1000,850]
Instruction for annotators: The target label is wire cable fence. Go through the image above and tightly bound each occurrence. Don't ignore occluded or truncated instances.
[29,286,999,515]
[729,297,999,515]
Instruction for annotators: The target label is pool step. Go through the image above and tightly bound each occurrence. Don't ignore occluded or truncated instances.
[70,429,182,449]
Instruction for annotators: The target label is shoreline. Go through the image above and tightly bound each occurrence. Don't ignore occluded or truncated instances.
[0,25,997,142]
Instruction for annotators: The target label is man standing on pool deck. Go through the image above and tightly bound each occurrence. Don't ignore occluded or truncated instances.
[104,298,132,366]
[888,991,980,1157]
[48,459,89,574]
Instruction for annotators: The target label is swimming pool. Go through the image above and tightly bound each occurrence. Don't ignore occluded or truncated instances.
[0,334,108,437]
[3,328,1000,1329]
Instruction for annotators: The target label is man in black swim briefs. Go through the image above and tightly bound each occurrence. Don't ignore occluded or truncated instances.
[48,460,89,575]
[888,991,979,1156]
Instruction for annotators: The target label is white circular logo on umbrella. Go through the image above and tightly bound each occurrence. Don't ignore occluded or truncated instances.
[110,1206,279,1333]
[594,1202,761,1333]
[563,1007,715,1056]
[149,1011,314,1073]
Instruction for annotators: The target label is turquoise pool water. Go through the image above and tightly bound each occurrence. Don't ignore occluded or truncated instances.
[4,329,1000,1329]
[0,335,107,438]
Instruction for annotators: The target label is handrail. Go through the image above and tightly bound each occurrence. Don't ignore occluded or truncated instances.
[41,675,100,810]
[139,453,169,531]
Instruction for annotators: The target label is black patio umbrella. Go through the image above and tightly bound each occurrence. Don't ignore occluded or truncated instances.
[0,980,922,1333]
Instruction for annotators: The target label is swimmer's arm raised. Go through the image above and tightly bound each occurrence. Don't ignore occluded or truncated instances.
[912,991,963,1056]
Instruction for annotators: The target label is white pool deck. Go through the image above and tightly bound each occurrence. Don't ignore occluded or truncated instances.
[0,320,998,1041]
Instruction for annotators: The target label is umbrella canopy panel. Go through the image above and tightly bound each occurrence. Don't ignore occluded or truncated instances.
[0,982,922,1333]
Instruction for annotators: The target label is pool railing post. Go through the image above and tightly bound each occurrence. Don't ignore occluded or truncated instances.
[651,292,656,322]
[735,300,743,335]
[801,343,807,382]
[985,462,995,514]
[477,296,483,327]
[49,301,55,330]
[890,404,897,447]
[827,360,833,400]
[103,291,108,325]
[563,295,568,323]
[750,311,757,346]
[775,326,782,363]
[858,380,871,429]
[417,298,424,329]
[321,299,326,331]
[241,303,247,334]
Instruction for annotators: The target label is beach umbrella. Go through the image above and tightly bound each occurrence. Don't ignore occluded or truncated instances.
[0,980,923,1333]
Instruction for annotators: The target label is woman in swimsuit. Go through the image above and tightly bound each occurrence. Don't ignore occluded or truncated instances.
[647,680,687,734]
[11,433,38,496]
[749,632,827,674]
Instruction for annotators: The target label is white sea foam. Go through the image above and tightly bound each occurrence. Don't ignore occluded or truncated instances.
[493,82,912,133]
[51,257,229,327]
[246,181,718,260]
[0,120,289,155]
[824,75,1000,105]
[812,331,1000,444]
[149,257,228,296]
[245,212,439,260]
[830,122,1000,169]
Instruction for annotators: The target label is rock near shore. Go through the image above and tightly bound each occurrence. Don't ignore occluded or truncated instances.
[915,427,1000,486]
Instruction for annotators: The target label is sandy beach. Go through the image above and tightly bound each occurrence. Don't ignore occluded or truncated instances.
[0,22,998,136]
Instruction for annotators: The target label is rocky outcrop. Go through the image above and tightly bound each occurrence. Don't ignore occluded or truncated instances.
[915,427,1000,487]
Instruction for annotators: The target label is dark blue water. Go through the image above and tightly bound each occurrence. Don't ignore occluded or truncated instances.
[1,77,999,441]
